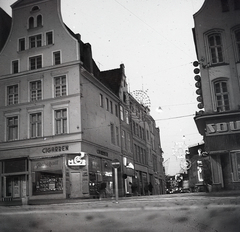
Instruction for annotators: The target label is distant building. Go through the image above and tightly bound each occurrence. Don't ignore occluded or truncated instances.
[193,0,240,191]
[0,0,164,201]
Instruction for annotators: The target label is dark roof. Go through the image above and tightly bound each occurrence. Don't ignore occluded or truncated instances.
[0,8,12,52]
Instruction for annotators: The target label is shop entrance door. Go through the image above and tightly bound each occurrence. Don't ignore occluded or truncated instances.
[6,176,21,198]
[70,172,82,198]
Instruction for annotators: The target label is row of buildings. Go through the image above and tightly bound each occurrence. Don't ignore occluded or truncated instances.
[189,0,240,191]
[0,0,165,201]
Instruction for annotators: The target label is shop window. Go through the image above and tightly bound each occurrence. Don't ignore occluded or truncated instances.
[54,75,66,97]
[214,81,230,112]
[30,80,42,101]
[31,158,63,195]
[7,84,18,105]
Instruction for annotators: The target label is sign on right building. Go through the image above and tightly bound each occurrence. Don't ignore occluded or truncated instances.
[193,0,240,191]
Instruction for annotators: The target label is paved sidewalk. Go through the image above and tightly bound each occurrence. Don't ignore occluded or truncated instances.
[0,190,239,207]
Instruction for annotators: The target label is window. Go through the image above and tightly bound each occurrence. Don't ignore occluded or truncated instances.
[208,34,224,64]
[234,30,240,60]
[29,17,34,29]
[127,132,131,151]
[7,85,18,105]
[120,106,124,121]
[55,109,67,134]
[214,81,230,112]
[231,152,240,181]
[30,80,42,101]
[31,6,40,12]
[100,94,103,107]
[110,123,115,144]
[221,0,229,12]
[46,31,53,45]
[29,55,42,70]
[122,129,126,150]
[53,51,61,65]
[54,76,66,97]
[115,104,118,117]
[19,38,25,51]
[125,110,129,124]
[29,34,42,48]
[235,0,240,10]
[30,112,42,137]
[7,116,18,140]
[110,101,113,113]
[12,60,19,74]
[106,98,109,111]
[37,15,42,27]
[116,126,119,146]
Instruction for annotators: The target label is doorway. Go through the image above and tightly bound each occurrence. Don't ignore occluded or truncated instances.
[5,176,24,199]
[70,172,82,198]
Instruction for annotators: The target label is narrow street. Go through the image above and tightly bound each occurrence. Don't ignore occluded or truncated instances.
[0,192,239,232]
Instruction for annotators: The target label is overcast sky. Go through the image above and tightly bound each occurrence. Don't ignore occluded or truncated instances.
[0,0,205,175]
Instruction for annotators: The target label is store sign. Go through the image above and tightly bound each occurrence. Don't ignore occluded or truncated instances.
[206,120,240,135]
[32,158,62,171]
[68,153,86,166]
[97,150,108,157]
[42,145,69,153]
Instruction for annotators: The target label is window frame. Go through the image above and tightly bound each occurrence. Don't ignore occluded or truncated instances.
[29,55,42,70]
[29,112,42,138]
[29,80,42,102]
[54,108,68,135]
[213,79,230,112]
[53,51,61,65]
[6,116,19,141]
[204,30,225,66]
[29,34,42,49]
[54,75,67,97]
[7,84,18,105]
[36,14,43,27]
[46,31,53,45]
[231,152,240,182]
[12,60,19,74]
[18,38,25,51]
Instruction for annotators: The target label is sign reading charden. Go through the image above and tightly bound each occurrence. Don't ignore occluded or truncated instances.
[206,120,240,135]
[67,153,86,167]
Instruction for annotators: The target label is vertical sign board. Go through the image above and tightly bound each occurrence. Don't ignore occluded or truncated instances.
[112,159,120,203]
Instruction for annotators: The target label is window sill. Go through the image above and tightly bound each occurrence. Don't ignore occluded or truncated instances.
[208,62,229,68]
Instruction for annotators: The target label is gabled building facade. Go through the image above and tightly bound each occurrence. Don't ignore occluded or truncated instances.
[193,0,240,191]
[0,0,164,201]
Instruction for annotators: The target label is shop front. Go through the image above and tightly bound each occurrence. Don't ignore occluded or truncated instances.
[196,114,240,191]
[0,158,28,201]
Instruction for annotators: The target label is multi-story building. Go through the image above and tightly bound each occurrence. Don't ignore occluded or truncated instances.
[0,0,164,201]
[193,0,240,191]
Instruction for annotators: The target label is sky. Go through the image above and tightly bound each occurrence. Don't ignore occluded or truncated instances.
[0,0,205,175]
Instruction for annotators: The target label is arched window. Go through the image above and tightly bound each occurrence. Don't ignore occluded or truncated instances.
[29,17,34,29]
[208,33,224,64]
[31,6,40,12]
[214,81,230,112]
[37,15,42,27]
